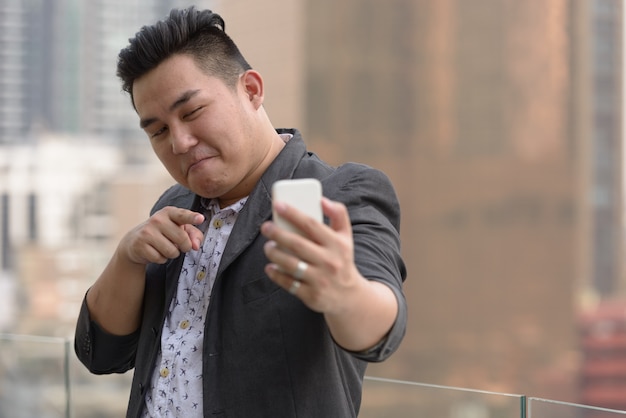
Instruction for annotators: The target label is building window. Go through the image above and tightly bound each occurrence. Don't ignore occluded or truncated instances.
[1,193,10,271]
[28,193,37,242]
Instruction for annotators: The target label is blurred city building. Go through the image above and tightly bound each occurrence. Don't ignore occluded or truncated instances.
[577,2,626,410]
[579,299,626,412]
[218,0,624,406]
[588,0,624,298]
[0,0,215,145]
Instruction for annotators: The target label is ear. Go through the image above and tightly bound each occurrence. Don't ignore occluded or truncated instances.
[241,70,264,109]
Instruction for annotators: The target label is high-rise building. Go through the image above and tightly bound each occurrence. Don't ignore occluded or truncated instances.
[0,0,30,144]
[0,0,215,145]
[578,0,625,412]
[218,0,623,404]
[588,0,623,298]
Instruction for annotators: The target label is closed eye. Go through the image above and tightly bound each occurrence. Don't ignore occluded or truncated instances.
[150,126,168,138]
[183,106,204,120]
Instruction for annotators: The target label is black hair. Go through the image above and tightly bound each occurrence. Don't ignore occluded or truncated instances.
[117,7,251,101]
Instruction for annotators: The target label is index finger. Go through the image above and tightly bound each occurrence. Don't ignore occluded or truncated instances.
[321,197,351,235]
[167,207,205,227]
[159,207,205,253]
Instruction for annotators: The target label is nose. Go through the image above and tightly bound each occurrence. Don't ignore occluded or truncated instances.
[170,127,198,155]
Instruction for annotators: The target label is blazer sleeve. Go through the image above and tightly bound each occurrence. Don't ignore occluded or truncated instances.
[74,184,193,375]
[74,293,141,375]
[324,164,408,362]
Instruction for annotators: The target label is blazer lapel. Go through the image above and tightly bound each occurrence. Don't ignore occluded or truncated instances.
[217,185,273,276]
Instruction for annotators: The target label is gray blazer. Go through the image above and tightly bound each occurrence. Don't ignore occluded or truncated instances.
[75,129,407,418]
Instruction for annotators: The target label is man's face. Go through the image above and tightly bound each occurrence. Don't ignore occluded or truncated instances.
[132,54,268,204]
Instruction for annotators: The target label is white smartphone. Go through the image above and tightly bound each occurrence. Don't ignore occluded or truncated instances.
[271,178,323,235]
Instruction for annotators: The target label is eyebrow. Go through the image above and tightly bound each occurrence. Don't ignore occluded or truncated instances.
[139,89,202,129]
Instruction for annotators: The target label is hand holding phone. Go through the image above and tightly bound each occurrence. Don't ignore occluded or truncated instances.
[271,178,323,235]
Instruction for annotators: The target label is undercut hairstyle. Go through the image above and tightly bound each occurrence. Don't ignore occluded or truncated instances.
[117,7,252,103]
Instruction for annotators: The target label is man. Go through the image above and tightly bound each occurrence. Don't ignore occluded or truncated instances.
[75,7,407,418]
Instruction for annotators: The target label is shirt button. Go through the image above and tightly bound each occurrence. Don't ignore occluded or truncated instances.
[197,271,206,281]
[180,320,190,329]
[213,219,223,228]
[160,367,169,378]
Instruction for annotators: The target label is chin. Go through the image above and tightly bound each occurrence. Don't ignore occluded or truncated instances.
[190,183,224,200]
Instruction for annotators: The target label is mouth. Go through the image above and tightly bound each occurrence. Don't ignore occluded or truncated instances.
[186,156,215,175]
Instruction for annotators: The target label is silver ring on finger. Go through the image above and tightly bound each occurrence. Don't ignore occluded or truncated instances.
[293,260,308,280]
[288,279,301,295]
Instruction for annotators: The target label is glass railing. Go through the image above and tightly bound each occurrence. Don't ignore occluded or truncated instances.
[361,376,525,417]
[527,397,626,418]
[3,333,626,418]
[0,334,71,418]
